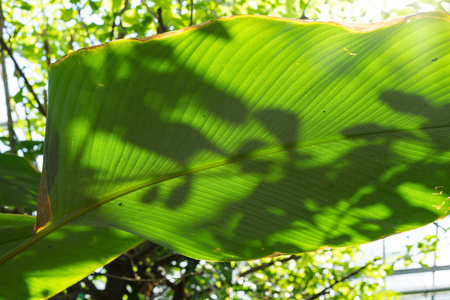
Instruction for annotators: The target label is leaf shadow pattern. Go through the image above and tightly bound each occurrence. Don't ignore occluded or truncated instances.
[40,15,450,261]
[189,91,450,258]
[74,90,450,260]
[45,21,249,219]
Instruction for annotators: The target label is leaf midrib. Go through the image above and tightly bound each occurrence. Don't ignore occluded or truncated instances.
[68,123,450,221]
[1,124,447,265]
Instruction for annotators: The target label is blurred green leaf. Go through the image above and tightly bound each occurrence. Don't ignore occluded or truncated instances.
[102,0,125,13]
[20,2,32,11]
[0,154,40,210]
[12,88,24,104]
[0,214,143,300]
[121,9,139,27]
[60,8,75,22]
[89,0,101,11]
[0,214,35,244]
[299,0,308,11]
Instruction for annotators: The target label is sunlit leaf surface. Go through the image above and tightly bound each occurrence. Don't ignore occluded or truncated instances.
[24,12,450,261]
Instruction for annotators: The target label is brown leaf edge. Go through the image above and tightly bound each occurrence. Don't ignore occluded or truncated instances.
[33,165,51,233]
[52,12,450,66]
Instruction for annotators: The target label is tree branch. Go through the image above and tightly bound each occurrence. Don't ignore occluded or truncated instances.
[300,0,310,19]
[156,7,167,34]
[109,16,117,41]
[40,4,51,68]
[0,38,47,117]
[140,1,167,34]
[92,272,162,283]
[304,257,381,300]
[0,0,16,153]
[141,0,159,20]
[42,28,51,68]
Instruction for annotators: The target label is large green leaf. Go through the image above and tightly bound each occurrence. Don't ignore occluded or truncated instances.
[0,155,143,299]
[0,214,143,300]
[0,154,40,210]
[4,13,450,264]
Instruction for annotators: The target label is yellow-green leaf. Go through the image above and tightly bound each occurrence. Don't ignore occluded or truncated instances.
[3,13,450,265]
[102,0,125,13]
[121,9,139,27]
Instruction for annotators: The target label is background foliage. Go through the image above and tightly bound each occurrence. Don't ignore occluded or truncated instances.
[1,0,449,299]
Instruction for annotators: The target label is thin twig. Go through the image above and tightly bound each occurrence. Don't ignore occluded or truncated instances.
[91,271,201,284]
[239,255,302,277]
[92,272,172,283]
[141,0,159,20]
[154,253,184,267]
[109,0,129,41]
[140,0,166,34]
[304,257,381,300]
[23,100,32,140]
[123,252,141,280]
[433,221,447,232]
[92,272,158,282]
